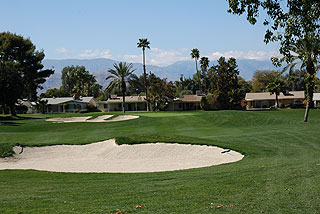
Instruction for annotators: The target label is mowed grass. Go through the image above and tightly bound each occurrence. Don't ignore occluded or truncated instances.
[0,110,320,213]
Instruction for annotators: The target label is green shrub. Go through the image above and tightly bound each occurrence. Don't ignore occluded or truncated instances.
[200,93,219,110]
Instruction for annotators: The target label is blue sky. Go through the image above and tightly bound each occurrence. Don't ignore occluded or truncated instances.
[0,0,280,66]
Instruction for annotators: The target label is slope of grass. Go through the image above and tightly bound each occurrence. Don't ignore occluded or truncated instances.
[0,110,320,213]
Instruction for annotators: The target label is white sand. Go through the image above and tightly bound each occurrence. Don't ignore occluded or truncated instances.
[46,116,91,123]
[46,115,139,123]
[0,139,243,173]
[87,115,113,122]
[106,115,139,122]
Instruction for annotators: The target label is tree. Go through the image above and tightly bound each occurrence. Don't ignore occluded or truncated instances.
[281,36,320,120]
[238,76,252,100]
[137,38,151,111]
[204,57,242,110]
[228,0,320,122]
[283,69,306,91]
[40,88,68,98]
[147,73,175,111]
[266,78,286,108]
[190,48,201,92]
[61,65,100,97]
[251,70,282,92]
[106,62,135,113]
[199,57,210,94]
[127,74,145,95]
[0,32,53,116]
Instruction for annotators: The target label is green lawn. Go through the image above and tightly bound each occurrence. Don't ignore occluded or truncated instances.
[0,110,320,213]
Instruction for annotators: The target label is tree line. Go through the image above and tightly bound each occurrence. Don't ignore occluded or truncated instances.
[1,31,318,116]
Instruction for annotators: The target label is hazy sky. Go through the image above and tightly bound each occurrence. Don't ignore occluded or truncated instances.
[0,0,281,66]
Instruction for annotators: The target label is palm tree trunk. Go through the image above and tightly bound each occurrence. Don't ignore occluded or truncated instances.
[122,95,125,113]
[195,59,201,92]
[143,48,149,111]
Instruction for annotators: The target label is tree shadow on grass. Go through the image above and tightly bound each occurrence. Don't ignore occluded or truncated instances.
[0,121,23,126]
[0,115,45,121]
[0,116,44,126]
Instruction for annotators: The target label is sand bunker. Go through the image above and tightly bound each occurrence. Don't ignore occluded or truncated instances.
[46,116,91,123]
[46,115,139,123]
[106,115,139,122]
[87,115,113,122]
[0,139,243,173]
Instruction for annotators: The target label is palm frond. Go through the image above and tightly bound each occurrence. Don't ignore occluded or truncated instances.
[282,61,300,73]
[106,79,120,92]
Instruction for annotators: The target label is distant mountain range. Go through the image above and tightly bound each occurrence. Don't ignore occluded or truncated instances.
[41,58,280,92]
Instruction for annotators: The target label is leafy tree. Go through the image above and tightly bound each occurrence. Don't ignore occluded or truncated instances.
[207,66,218,93]
[147,73,175,111]
[199,57,209,94]
[228,0,320,122]
[266,78,286,108]
[190,48,201,92]
[174,74,196,97]
[238,76,252,100]
[205,57,241,110]
[106,62,135,113]
[283,69,306,91]
[251,70,282,92]
[127,74,145,95]
[137,38,151,111]
[0,32,54,116]
[40,88,68,98]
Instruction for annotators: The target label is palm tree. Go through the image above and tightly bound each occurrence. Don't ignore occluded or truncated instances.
[190,48,201,92]
[266,78,286,108]
[137,38,151,111]
[199,56,210,94]
[282,34,320,122]
[106,62,135,113]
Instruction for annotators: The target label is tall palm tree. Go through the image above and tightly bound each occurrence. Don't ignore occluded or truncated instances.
[190,48,201,92]
[199,56,210,94]
[282,34,320,122]
[137,38,151,111]
[106,62,135,113]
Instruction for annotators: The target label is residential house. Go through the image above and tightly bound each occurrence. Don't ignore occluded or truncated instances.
[97,95,147,112]
[41,96,96,113]
[166,94,203,111]
[313,93,320,107]
[245,91,305,109]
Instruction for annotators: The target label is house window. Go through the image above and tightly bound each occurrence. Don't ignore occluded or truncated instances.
[104,104,108,108]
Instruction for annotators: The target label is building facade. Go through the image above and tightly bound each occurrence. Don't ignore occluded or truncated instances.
[245,91,305,109]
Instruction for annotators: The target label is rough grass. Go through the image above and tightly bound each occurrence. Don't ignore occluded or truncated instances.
[0,110,320,213]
